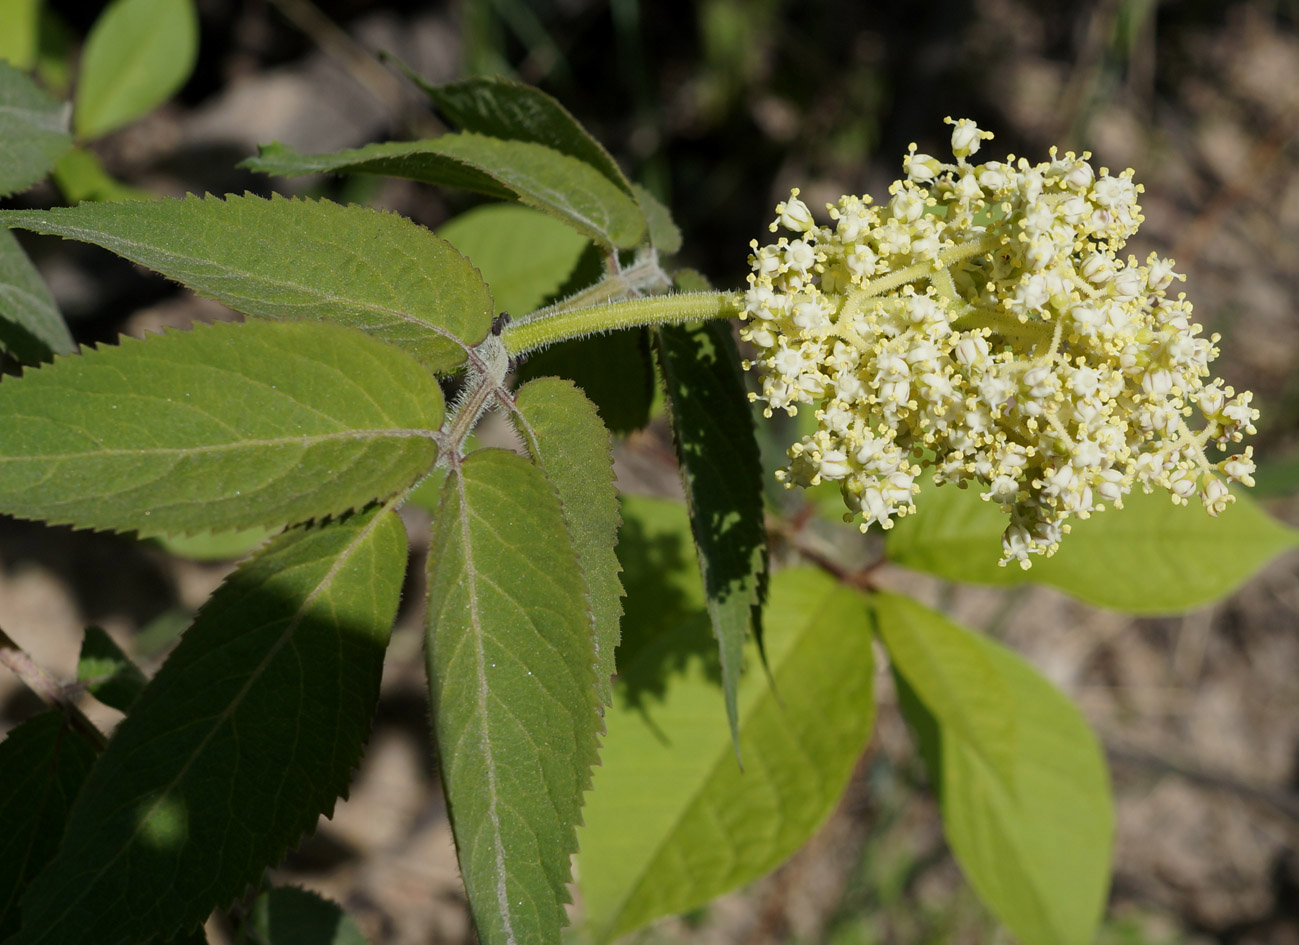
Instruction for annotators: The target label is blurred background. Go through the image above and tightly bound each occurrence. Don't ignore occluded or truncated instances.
[2,1,1299,943]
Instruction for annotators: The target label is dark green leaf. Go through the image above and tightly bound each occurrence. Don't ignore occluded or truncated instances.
[876,593,1113,945]
[886,480,1299,614]
[404,71,636,197]
[512,377,622,705]
[11,507,407,945]
[243,137,646,250]
[77,625,147,713]
[245,887,370,945]
[0,227,74,363]
[0,712,98,940]
[0,59,71,197]
[425,449,600,945]
[513,329,655,434]
[655,322,767,749]
[438,203,588,316]
[0,318,444,537]
[73,0,198,139]
[578,498,875,942]
[0,193,493,371]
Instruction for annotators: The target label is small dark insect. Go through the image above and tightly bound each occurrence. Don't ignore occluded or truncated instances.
[491,312,512,336]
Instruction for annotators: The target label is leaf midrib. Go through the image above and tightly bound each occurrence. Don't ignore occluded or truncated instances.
[0,426,439,463]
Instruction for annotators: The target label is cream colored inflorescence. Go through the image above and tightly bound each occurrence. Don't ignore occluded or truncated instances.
[741,118,1258,568]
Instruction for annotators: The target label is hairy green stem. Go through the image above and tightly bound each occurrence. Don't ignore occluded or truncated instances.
[501,290,743,357]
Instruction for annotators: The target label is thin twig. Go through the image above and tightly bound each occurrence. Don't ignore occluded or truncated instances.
[0,626,107,750]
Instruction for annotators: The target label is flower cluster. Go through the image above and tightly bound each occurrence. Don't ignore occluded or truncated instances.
[740,118,1258,567]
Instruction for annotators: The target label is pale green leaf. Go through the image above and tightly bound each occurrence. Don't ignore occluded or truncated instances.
[0,318,444,537]
[439,203,588,316]
[655,322,767,750]
[77,625,147,713]
[0,193,493,371]
[52,146,150,203]
[0,227,74,362]
[0,58,70,197]
[242,136,646,250]
[245,887,370,945]
[0,0,41,70]
[0,712,98,940]
[151,526,278,562]
[632,183,682,255]
[512,377,622,706]
[886,480,1299,613]
[407,72,636,197]
[74,0,197,139]
[876,593,1113,945]
[871,589,1017,795]
[577,497,876,943]
[425,448,600,945]
[11,507,407,945]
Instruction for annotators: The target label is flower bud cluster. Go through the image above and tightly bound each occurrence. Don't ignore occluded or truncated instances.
[741,118,1259,567]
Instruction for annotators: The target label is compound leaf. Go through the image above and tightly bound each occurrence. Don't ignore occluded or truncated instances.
[245,887,370,945]
[74,0,198,139]
[0,712,99,941]
[0,193,492,371]
[886,481,1299,614]
[408,72,635,197]
[439,203,588,316]
[577,499,875,942]
[11,507,407,945]
[0,318,444,537]
[243,136,645,250]
[0,227,74,363]
[655,322,767,751]
[425,449,600,945]
[77,626,148,713]
[875,592,1113,945]
[511,377,622,705]
[0,59,71,197]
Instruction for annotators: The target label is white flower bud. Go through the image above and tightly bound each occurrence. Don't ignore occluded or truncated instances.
[948,118,987,159]
[777,192,815,232]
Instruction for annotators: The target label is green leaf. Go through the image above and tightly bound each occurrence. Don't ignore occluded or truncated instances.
[425,448,600,945]
[245,887,370,945]
[632,183,682,255]
[0,59,71,197]
[577,500,876,943]
[0,712,99,941]
[0,227,74,363]
[874,592,1113,945]
[438,203,588,316]
[886,480,1299,614]
[870,588,1017,794]
[77,625,148,713]
[243,136,646,250]
[0,0,41,70]
[513,328,655,435]
[51,146,150,203]
[0,193,493,371]
[150,526,278,562]
[511,377,622,705]
[0,318,444,537]
[655,322,767,750]
[407,72,636,197]
[73,0,197,139]
[11,507,407,945]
